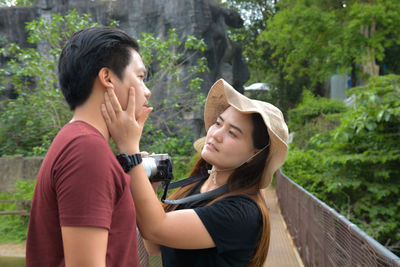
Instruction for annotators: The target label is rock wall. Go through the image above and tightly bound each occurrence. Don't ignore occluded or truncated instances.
[0,0,249,137]
[0,6,38,98]
[1,0,249,94]
[0,6,36,46]
[0,156,43,192]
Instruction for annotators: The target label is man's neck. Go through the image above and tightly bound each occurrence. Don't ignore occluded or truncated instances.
[71,98,110,142]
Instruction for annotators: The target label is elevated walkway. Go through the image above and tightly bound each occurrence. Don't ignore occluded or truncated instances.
[264,186,304,267]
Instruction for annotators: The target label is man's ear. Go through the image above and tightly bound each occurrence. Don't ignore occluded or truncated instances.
[98,67,114,90]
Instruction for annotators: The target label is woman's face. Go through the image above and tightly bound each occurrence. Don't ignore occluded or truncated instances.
[201,106,257,170]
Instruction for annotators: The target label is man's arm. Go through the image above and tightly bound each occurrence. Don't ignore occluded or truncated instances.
[61,226,108,267]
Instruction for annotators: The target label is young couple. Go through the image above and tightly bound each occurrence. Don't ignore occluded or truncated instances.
[26,27,288,267]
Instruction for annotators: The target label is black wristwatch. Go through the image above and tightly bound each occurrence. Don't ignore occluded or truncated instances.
[116,153,142,173]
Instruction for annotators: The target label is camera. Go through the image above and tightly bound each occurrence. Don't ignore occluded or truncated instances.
[142,154,173,183]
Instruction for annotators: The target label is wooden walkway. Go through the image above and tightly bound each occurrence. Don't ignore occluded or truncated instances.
[0,186,304,267]
[264,186,304,267]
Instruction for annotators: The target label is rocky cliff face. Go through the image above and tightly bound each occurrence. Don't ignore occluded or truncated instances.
[0,0,249,135]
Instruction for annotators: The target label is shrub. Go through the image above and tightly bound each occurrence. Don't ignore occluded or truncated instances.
[283,75,400,255]
[0,180,35,242]
[288,90,347,148]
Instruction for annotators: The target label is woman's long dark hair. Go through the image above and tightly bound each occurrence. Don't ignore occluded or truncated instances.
[163,113,271,266]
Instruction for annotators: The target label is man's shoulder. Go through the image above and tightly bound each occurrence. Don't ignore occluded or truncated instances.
[55,121,105,146]
[59,120,102,137]
[47,121,120,184]
[48,121,110,163]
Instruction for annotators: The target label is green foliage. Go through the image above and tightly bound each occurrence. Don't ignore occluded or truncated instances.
[283,75,400,254]
[282,148,327,195]
[0,11,207,162]
[138,28,208,159]
[138,28,208,102]
[0,0,33,6]
[288,90,347,148]
[0,180,35,242]
[0,10,106,156]
[261,0,400,87]
[342,1,400,66]
[289,90,347,131]
[223,0,274,85]
[232,0,400,114]
[333,75,400,144]
[262,2,341,87]
[225,0,400,114]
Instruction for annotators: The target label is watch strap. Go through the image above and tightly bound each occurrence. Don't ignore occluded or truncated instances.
[117,153,142,173]
[128,153,142,166]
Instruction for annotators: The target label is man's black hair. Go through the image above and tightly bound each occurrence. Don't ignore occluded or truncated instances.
[58,27,140,110]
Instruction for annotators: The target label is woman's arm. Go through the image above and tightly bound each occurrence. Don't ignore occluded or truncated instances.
[144,239,161,254]
[101,88,215,250]
[125,150,215,249]
[143,177,161,254]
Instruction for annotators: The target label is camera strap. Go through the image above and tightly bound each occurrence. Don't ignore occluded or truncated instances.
[162,173,227,205]
[167,173,206,189]
[163,185,227,205]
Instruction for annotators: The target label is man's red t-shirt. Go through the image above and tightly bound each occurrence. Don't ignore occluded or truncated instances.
[26,121,140,267]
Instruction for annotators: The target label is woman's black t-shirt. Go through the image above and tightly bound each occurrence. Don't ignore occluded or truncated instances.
[160,181,262,267]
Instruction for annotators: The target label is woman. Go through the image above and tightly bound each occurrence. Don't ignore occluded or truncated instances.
[102,79,289,266]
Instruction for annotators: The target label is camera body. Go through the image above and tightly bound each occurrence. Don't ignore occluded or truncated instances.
[142,154,173,182]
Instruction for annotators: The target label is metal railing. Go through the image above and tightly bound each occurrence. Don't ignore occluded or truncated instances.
[137,229,162,267]
[276,169,400,267]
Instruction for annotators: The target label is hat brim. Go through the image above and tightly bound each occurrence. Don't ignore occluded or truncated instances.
[193,136,206,153]
[204,79,289,188]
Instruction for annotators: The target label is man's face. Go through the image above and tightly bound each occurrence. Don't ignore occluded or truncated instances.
[113,49,151,117]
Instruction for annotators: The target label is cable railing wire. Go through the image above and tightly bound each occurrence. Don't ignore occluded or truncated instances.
[276,169,400,267]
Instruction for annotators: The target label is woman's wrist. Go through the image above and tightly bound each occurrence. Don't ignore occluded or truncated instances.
[118,144,140,155]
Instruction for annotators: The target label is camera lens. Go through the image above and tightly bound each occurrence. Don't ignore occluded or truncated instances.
[142,157,157,178]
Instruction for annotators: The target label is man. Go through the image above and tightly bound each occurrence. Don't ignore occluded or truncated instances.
[26,27,152,267]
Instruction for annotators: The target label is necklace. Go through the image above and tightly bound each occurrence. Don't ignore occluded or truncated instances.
[204,144,270,186]
[208,169,217,184]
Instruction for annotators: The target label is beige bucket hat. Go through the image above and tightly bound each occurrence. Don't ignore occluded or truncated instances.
[193,136,206,153]
[204,79,289,188]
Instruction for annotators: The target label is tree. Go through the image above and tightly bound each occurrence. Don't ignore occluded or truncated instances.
[261,0,400,87]
[343,1,400,77]
[223,0,276,84]
[223,0,326,113]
